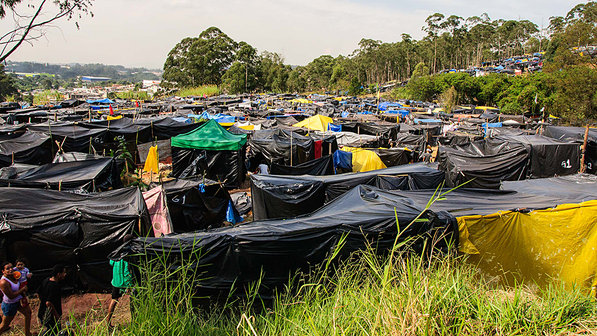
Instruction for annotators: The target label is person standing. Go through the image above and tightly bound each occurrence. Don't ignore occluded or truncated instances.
[37,264,67,336]
[0,261,31,336]
[106,234,134,328]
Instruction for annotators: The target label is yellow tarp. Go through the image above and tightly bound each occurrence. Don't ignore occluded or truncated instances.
[341,147,387,172]
[143,145,159,173]
[107,115,123,120]
[293,115,334,132]
[458,200,597,288]
[238,125,254,131]
[289,98,313,104]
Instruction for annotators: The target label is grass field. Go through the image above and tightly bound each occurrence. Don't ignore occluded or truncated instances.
[65,245,596,336]
[176,85,221,97]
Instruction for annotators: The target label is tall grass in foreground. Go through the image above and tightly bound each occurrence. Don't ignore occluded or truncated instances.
[176,85,220,98]
[67,249,596,336]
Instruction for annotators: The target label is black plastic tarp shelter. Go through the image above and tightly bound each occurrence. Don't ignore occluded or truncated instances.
[28,122,110,153]
[113,185,456,296]
[161,179,238,232]
[0,157,123,192]
[250,163,445,220]
[543,126,597,174]
[501,173,597,201]
[495,134,580,178]
[170,120,247,188]
[0,131,53,167]
[0,187,150,291]
[269,155,334,176]
[438,139,530,189]
[248,129,337,169]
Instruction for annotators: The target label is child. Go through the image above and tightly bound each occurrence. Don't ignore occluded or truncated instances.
[13,259,32,308]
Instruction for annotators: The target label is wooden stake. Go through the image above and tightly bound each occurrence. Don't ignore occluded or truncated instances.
[581,124,590,173]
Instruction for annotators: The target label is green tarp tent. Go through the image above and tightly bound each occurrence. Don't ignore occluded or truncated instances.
[171,120,248,188]
[171,119,247,150]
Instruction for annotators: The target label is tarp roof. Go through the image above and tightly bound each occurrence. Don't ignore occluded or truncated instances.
[293,114,333,132]
[171,119,247,151]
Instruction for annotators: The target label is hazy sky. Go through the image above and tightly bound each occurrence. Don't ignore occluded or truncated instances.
[0,0,585,69]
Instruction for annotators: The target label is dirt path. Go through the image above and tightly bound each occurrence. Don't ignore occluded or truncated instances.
[4,293,131,335]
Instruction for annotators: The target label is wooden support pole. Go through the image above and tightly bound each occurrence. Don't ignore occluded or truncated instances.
[581,124,590,173]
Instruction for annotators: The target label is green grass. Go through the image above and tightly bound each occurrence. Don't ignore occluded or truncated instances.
[33,90,62,105]
[65,246,596,336]
[176,85,221,97]
[114,90,151,100]
[63,186,597,335]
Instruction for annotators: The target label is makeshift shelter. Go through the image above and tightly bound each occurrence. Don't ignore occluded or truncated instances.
[0,157,123,192]
[292,114,334,132]
[171,120,247,188]
[0,187,150,291]
[0,131,53,167]
[248,129,337,170]
[250,163,445,220]
[161,179,241,232]
[270,155,334,176]
[438,139,530,189]
[28,122,110,153]
[340,147,387,172]
[113,185,455,296]
[543,126,597,174]
[495,134,580,178]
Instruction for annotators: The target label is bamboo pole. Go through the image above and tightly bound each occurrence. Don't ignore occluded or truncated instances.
[581,124,590,173]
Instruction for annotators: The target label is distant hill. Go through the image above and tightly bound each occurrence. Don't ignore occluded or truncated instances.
[5,61,162,82]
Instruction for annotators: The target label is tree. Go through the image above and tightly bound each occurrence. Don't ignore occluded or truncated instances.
[221,41,260,93]
[0,0,93,63]
[0,65,17,100]
[163,27,238,87]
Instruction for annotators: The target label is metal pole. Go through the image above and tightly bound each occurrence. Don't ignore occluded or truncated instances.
[581,124,589,173]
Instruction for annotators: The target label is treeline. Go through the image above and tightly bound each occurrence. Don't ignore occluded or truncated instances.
[162,10,549,94]
[396,2,597,122]
[6,61,160,81]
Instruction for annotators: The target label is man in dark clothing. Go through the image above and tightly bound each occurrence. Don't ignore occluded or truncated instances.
[37,264,67,336]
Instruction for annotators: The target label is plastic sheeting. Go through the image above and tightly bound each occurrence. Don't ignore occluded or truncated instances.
[161,179,239,232]
[113,185,456,295]
[457,201,597,287]
[0,187,150,291]
[143,145,159,173]
[171,147,246,189]
[438,139,530,189]
[496,134,580,178]
[250,163,445,220]
[171,120,247,151]
[0,131,53,167]
[341,147,387,172]
[270,155,334,176]
[0,157,123,192]
[543,125,597,174]
[143,186,173,237]
[502,174,597,201]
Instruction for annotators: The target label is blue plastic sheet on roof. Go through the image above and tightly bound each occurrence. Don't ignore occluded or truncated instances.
[328,123,342,132]
[171,117,192,124]
[341,111,349,118]
[86,98,115,104]
[378,102,403,111]
[358,111,373,115]
[188,112,236,124]
[482,122,502,128]
[386,110,410,117]
[414,118,442,123]
[333,150,352,172]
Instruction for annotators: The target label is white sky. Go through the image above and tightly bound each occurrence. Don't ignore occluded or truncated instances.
[0,0,585,69]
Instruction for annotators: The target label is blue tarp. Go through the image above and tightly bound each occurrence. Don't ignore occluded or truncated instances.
[328,123,342,132]
[482,122,502,128]
[188,112,236,124]
[171,117,192,124]
[378,102,402,111]
[226,200,243,224]
[414,118,442,124]
[341,111,349,118]
[333,150,352,171]
[386,110,410,117]
[86,98,115,104]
